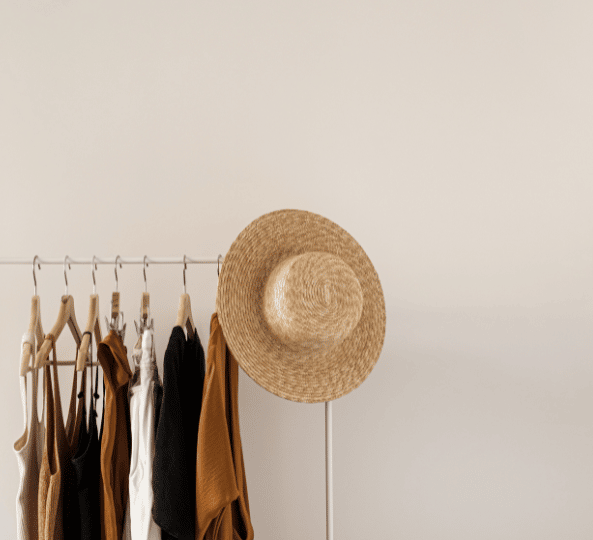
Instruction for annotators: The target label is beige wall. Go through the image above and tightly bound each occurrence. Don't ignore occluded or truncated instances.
[1,1,592,538]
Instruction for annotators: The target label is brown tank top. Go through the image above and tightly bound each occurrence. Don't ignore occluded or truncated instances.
[37,334,69,540]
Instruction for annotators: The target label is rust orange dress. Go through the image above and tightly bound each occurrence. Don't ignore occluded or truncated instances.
[195,312,254,540]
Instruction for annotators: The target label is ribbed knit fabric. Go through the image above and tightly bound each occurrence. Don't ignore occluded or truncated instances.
[38,335,69,540]
[14,332,44,540]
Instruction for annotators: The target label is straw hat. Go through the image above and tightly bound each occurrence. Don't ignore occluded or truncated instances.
[215,209,386,403]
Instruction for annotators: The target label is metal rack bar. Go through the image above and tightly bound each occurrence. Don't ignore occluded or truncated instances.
[326,400,334,540]
[0,256,224,265]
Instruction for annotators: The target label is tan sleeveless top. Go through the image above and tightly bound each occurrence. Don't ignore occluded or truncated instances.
[14,332,45,540]
[38,333,69,540]
[37,333,82,540]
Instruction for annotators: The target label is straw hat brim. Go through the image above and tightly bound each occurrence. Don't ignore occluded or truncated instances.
[216,209,386,403]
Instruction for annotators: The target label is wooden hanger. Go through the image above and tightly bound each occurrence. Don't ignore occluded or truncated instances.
[76,257,103,371]
[141,255,151,326]
[135,256,153,335]
[20,258,45,376]
[175,256,196,339]
[110,256,121,321]
[105,255,126,337]
[21,296,45,375]
[34,257,82,368]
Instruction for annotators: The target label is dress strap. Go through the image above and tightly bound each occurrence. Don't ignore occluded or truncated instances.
[25,332,43,426]
[18,333,36,428]
[18,375,27,431]
[85,331,101,419]
[45,333,58,381]
[45,333,56,349]
[18,333,34,430]
[79,332,93,402]
[45,333,66,440]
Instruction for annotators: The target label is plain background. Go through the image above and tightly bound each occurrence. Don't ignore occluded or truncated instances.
[1,1,592,538]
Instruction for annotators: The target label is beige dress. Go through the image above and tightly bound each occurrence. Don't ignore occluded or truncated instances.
[14,332,45,540]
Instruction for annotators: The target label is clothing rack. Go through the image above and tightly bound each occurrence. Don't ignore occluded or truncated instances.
[0,256,224,265]
[2,255,335,540]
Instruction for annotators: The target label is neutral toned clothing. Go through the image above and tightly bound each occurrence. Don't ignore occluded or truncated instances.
[72,349,103,540]
[152,325,205,540]
[195,313,254,540]
[125,326,162,539]
[14,332,45,540]
[98,329,133,540]
[38,335,70,540]
[63,366,84,540]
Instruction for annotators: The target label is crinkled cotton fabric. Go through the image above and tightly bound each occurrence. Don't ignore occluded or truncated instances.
[124,326,162,540]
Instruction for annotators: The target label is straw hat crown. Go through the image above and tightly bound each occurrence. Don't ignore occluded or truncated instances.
[216,209,386,403]
[262,251,364,352]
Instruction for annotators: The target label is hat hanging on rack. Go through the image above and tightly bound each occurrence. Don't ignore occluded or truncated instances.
[216,208,386,403]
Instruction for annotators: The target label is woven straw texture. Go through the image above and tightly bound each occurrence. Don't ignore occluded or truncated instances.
[216,209,386,403]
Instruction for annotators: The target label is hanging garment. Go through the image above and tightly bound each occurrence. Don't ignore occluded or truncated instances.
[62,363,85,540]
[72,344,103,540]
[195,313,254,540]
[38,334,71,540]
[124,325,163,539]
[14,332,45,540]
[152,325,206,540]
[98,329,133,540]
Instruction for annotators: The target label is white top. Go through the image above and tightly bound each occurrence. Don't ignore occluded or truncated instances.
[124,326,162,540]
[14,332,45,540]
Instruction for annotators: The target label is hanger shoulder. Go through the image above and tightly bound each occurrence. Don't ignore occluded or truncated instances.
[20,296,40,376]
[175,293,188,328]
[141,291,150,322]
[176,293,195,338]
[35,295,70,368]
[66,295,82,347]
[76,294,101,371]
[111,291,120,319]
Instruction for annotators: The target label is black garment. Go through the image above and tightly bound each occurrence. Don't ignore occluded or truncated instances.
[152,325,206,540]
[63,357,82,540]
[72,344,103,540]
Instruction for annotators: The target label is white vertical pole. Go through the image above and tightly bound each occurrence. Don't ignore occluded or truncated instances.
[326,400,334,540]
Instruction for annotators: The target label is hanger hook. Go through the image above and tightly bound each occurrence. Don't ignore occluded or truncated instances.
[64,255,71,296]
[114,255,122,292]
[143,255,148,292]
[33,255,41,296]
[92,255,97,294]
[183,255,187,294]
[217,254,222,277]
